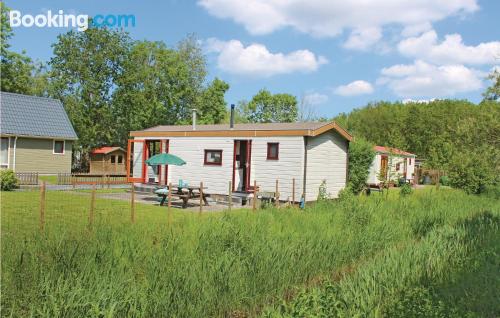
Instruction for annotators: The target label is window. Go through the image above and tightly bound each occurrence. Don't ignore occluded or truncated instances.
[1,137,8,168]
[395,163,401,171]
[53,140,65,154]
[409,158,412,165]
[117,155,123,164]
[204,150,222,165]
[267,143,279,160]
[111,155,116,164]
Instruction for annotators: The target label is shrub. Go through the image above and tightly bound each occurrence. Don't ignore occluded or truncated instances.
[347,137,376,194]
[400,183,413,197]
[0,169,18,191]
[439,175,450,186]
[317,180,329,201]
[448,148,498,194]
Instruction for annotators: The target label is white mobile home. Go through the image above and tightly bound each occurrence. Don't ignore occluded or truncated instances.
[367,146,416,185]
[128,121,352,201]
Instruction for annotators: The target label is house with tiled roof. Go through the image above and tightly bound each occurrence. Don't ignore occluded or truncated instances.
[0,92,78,174]
[367,145,416,186]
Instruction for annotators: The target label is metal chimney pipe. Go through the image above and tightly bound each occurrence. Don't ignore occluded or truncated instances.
[192,109,197,130]
[230,104,235,129]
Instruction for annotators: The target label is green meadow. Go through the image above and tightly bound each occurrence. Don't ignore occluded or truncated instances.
[1,188,499,317]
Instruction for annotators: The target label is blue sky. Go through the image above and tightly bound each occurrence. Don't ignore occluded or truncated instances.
[7,0,500,118]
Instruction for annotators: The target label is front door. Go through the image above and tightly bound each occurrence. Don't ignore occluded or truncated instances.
[233,140,252,192]
[380,155,388,181]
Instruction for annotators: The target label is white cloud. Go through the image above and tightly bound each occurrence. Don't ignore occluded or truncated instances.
[303,92,329,105]
[198,0,478,38]
[401,22,433,37]
[205,38,328,77]
[379,60,484,97]
[398,30,500,65]
[343,27,382,51]
[334,80,374,96]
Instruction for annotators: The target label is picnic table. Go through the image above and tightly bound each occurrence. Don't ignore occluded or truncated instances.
[156,184,209,208]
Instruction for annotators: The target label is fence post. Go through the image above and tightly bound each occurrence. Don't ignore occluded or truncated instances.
[292,178,296,205]
[130,183,135,223]
[39,181,46,232]
[168,182,172,226]
[199,182,204,214]
[252,180,257,212]
[107,174,110,189]
[275,179,279,208]
[89,184,96,229]
[228,181,232,212]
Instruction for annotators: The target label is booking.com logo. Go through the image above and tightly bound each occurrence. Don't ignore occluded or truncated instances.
[9,10,136,31]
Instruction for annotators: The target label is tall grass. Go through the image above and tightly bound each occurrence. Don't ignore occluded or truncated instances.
[262,212,499,317]
[1,188,499,317]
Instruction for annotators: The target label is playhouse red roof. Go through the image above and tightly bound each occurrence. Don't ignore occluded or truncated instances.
[91,146,124,154]
[374,146,415,157]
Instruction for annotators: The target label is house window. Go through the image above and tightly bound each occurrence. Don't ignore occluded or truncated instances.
[204,150,222,165]
[0,137,8,168]
[396,163,401,171]
[409,158,412,165]
[53,140,65,154]
[111,155,116,164]
[267,143,279,160]
[117,155,123,164]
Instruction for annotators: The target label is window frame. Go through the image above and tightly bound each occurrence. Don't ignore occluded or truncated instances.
[110,155,116,164]
[204,149,223,166]
[266,142,279,160]
[117,155,123,164]
[53,140,65,155]
[0,137,9,168]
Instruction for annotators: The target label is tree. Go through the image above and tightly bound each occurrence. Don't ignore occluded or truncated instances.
[238,89,298,123]
[483,68,500,101]
[49,24,131,166]
[347,137,376,194]
[0,3,35,94]
[198,78,229,124]
[112,37,211,145]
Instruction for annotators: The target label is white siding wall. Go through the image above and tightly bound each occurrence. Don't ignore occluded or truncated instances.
[367,153,381,184]
[167,137,234,194]
[250,137,304,202]
[305,131,348,200]
[132,142,144,180]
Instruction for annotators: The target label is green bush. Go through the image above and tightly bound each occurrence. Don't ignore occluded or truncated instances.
[347,137,376,194]
[448,149,498,194]
[439,175,450,186]
[317,180,329,201]
[0,169,18,191]
[400,183,413,197]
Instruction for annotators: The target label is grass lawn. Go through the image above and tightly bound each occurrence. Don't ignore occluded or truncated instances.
[1,187,499,317]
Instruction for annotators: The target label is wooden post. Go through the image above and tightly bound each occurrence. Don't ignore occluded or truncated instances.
[107,174,111,189]
[101,175,105,189]
[292,178,296,205]
[39,181,46,232]
[275,179,279,207]
[228,181,232,212]
[252,180,257,212]
[199,181,203,214]
[130,183,135,223]
[168,182,172,226]
[89,184,96,229]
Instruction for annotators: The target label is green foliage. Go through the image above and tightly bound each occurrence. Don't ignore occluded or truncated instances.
[0,169,18,191]
[0,3,40,95]
[335,100,500,193]
[237,89,298,123]
[317,180,329,201]
[483,68,500,101]
[400,183,413,197]
[347,137,375,194]
[198,77,230,124]
[439,175,450,186]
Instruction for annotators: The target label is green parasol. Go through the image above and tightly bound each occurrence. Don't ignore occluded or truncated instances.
[145,153,186,166]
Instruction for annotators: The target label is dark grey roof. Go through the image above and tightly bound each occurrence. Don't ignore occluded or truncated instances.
[0,92,78,140]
